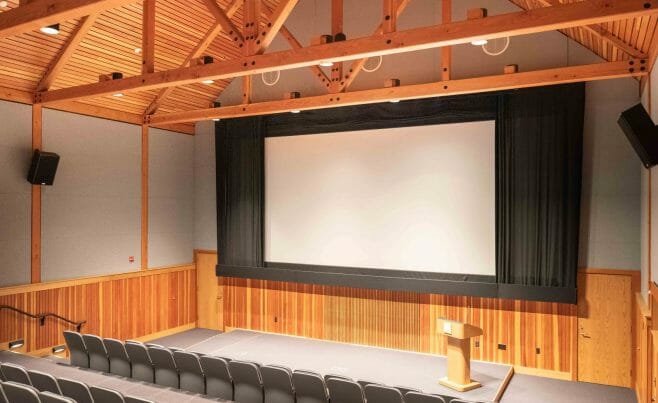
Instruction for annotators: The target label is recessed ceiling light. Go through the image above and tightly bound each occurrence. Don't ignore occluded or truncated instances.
[290,110,301,114]
[319,61,334,67]
[40,24,60,35]
[212,118,220,121]
[202,79,215,84]
[134,47,142,54]
[0,1,8,8]
[389,99,400,103]
[112,93,124,97]
[471,39,488,46]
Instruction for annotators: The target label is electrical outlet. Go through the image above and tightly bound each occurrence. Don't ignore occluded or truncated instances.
[497,343,507,350]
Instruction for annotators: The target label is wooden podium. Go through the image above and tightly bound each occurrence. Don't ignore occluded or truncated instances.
[436,318,483,392]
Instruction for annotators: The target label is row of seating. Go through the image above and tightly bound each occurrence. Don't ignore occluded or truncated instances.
[63,331,486,403]
[0,363,152,403]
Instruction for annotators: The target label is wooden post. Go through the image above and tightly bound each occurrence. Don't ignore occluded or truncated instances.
[142,0,156,74]
[441,0,451,81]
[242,75,252,104]
[31,104,42,283]
[331,0,343,91]
[141,124,149,271]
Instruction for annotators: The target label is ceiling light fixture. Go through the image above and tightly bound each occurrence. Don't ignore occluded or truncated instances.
[389,99,400,103]
[202,79,215,84]
[319,61,334,67]
[212,118,220,121]
[290,110,301,114]
[134,47,142,54]
[112,93,124,97]
[40,23,60,35]
[470,39,488,46]
[0,1,8,7]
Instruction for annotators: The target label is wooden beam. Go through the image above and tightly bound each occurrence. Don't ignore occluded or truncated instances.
[37,14,98,91]
[147,59,646,125]
[142,0,156,74]
[0,0,135,38]
[31,104,42,284]
[383,0,397,34]
[276,24,332,89]
[201,0,244,46]
[254,0,299,54]
[39,0,658,104]
[141,124,149,271]
[331,0,344,90]
[144,0,242,115]
[242,75,252,103]
[441,0,451,81]
[243,0,260,55]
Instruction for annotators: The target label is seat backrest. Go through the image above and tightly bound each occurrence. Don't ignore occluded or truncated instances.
[364,384,404,403]
[397,386,422,396]
[82,334,110,372]
[199,355,233,400]
[324,374,352,382]
[357,379,381,390]
[147,346,179,388]
[0,364,30,385]
[173,350,205,394]
[90,385,126,403]
[27,370,60,394]
[103,338,131,377]
[405,391,447,403]
[0,383,6,403]
[326,377,365,403]
[58,377,94,403]
[229,360,263,403]
[261,365,295,403]
[63,331,89,368]
[125,341,154,383]
[292,370,329,403]
[39,391,77,403]
[124,396,156,403]
[2,381,40,403]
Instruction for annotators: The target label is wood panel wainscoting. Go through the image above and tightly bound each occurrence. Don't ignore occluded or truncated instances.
[0,264,197,356]
[196,251,640,383]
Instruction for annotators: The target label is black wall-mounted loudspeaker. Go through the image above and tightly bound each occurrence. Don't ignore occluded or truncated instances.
[618,103,658,168]
[27,150,60,185]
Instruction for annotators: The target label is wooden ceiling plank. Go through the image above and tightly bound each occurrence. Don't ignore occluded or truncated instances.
[37,14,99,91]
[147,59,647,125]
[38,0,658,104]
[143,0,242,115]
[0,0,136,38]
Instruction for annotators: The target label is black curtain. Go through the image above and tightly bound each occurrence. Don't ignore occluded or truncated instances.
[216,117,264,267]
[496,84,584,289]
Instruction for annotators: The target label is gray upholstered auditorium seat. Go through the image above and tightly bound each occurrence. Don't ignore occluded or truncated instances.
[356,379,381,389]
[39,391,77,403]
[0,383,6,403]
[364,384,404,403]
[405,391,447,403]
[104,338,132,377]
[0,363,31,385]
[147,346,179,388]
[173,350,205,394]
[63,331,89,368]
[324,374,352,382]
[27,370,61,394]
[125,341,154,383]
[326,377,365,403]
[229,360,264,403]
[2,381,40,403]
[397,386,422,396]
[199,355,233,400]
[261,364,295,403]
[91,385,126,403]
[58,377,94,403]
[292,370,329,403]
[125,396,156,403]
[82,333,110,372]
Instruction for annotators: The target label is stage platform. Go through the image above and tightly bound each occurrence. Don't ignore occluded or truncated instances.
[155,328,511,402]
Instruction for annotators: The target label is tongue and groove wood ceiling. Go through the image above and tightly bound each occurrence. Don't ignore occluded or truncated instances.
[0,0,657,133]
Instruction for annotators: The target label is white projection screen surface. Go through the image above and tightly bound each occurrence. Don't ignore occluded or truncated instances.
[264,121,496,276]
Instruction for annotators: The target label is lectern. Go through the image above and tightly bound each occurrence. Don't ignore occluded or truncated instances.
[436,318,483,392]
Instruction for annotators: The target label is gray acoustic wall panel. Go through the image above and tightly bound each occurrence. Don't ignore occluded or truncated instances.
[41,108,141,281]
[193,121,216,251]
[0,100,32,286]
[148,128,194,267]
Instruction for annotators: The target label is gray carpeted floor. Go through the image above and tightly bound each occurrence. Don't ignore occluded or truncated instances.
[0,350,225,402]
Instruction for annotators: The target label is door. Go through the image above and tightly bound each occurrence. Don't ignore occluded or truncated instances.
[196,251,223,330]
[577,271,632,387]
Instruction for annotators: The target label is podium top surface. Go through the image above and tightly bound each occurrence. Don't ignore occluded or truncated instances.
[436,318,483,339]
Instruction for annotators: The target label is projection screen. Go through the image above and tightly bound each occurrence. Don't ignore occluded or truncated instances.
[264,120,495,276]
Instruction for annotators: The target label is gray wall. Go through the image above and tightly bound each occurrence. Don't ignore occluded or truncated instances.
[0,101,32,287]
[148,128,194,267]
[193,121,217,251]
[41,109,142,281]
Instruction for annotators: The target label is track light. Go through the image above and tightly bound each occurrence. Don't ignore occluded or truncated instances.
[52,345,66,354]
[9,339,24,350]
[471,39,488,46]
[40,24,60,35]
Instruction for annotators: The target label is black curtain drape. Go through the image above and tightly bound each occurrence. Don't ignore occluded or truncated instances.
[216,117,264,267]
[496,84,584,289]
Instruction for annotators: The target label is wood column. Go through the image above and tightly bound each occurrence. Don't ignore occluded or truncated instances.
[441,0,451,81]
[31,104,42,283]
[141,124,149,270]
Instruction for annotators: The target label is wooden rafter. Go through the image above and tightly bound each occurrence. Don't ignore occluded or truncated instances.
[254,0,299,54]
[331,0,344,90]
[38,0,658,105]
[0,0,135,38]
[142,0,156,74]
[37,14,99,91]
[243,0,261,55]
[441,0,451,81]
[144,0,243,115]
[336,0,412,92]
[276,23,332,89]
[534,0,647,58]
[147,59,646,125]
[201,0,244,45]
